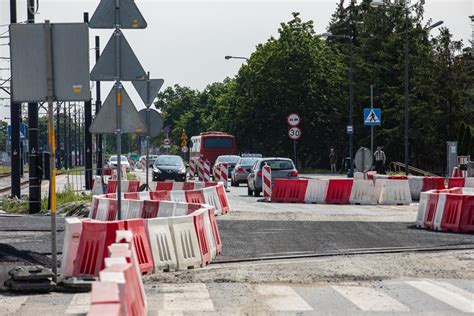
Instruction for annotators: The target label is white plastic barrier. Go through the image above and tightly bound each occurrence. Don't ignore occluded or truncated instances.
[353,172,365,180]
[194,182,205,190]
[60,218,83,277]
[304,179,329,204]
[349,180,378,205]
[123,200,144,219]
[433,194,447,231]
[408,176,424,200]
[172,182,185,191]
[373,178,386,202]
[139,191,150,200]
[92,176,104,195]
[202,186,222,215]
[462,187,474,195]
[378,179,412,205]
[170,215,201,270]
[175,202,190,216]
[145,217,177,272]
[157,201,176,217]
[465,178,474,188]
[90,196,100,219]
[415,192,429,228]
[170,190,186,203]
[95,198,111,221]
[120,180,130,193]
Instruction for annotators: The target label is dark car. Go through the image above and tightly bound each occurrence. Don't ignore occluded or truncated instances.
[231,157,260,186]
[152,155,186,182]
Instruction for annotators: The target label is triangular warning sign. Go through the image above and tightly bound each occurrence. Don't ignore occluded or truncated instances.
[133,79,164,106]
[90,85,147,134]
[90,29,146,81]
[365,109,380,124]
[89,0,147,29]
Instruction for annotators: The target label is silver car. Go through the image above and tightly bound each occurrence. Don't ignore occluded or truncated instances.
[247,157,298,197]
[231,157,260,186]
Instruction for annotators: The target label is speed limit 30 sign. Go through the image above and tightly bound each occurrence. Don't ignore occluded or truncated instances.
[288,127,302,140]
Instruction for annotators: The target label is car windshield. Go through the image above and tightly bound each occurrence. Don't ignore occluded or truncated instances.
[155,156,183,167]
[261,160,294,170]
[239,158,259,166]
[218,156,239,164]
[110,156,127,162]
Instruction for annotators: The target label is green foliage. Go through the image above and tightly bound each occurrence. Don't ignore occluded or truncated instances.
[153,2,474,172]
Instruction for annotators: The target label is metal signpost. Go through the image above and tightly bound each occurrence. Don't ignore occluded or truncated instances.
[89,0,148,220]
[287,113,301,167]
[134,75,164,189]
[10,21,90,282]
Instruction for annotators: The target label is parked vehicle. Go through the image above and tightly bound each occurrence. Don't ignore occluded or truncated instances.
[190,132,237,165]
[247,157,298,196]
[213,155,240,179]
[231,156,260,186]
[152,155,186,182]
[107,155,131,172]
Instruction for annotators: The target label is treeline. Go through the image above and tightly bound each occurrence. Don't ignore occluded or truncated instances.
[155,0,473,173]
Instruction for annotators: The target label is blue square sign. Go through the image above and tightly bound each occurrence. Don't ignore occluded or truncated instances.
[363,108,381,126]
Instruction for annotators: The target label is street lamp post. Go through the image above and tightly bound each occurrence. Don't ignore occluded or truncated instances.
[370,0,443,175]
[322,33,354,177]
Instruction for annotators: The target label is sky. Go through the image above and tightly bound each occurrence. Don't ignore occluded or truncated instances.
[0,0,473,120]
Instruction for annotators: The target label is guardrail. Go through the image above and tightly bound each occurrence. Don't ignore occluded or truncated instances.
[389,162,438,177]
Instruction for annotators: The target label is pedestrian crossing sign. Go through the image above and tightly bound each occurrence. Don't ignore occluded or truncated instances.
[364,108,381,126]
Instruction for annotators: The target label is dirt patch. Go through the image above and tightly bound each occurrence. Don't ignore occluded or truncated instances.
[144,250,474,285]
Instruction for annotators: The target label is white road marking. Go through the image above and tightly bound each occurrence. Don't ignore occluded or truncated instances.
[65,293,90,314]
[162,283,214,311]
[332,285,410,312]
[406,280,474,313]
[255,285,313,311]
[0,294,29,314]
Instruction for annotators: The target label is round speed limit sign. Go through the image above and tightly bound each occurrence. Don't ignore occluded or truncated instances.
[288,127,302,140]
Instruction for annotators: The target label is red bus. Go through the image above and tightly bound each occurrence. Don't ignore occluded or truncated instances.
[190,132,237,164]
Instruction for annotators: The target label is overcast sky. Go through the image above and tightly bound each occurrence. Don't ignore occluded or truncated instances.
[0,0,472,118]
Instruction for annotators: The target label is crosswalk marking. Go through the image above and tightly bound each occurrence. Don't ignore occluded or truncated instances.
[406,280,474,313]
[65,293,90,314]
[0,294,29,314]
[162,283,215,311]
[255,285,313,311]
[332,285,410,312]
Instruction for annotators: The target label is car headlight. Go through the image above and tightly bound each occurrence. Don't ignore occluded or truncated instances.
[178,167,186,174]
[153,168,161,173]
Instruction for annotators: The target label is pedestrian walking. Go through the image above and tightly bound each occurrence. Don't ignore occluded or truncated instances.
[329,148,337,173]
[374,146,386,174]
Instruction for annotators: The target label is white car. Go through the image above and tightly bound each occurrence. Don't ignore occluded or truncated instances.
[108,155,131,172]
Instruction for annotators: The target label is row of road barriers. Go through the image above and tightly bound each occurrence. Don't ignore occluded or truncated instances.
[269,175,474,206]
[415,187,474,233]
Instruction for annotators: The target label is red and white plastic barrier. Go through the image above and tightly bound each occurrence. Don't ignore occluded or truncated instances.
[262,164,272,201]
[203,160,211,182]
[220,163,228,187]
[188,158,196,179]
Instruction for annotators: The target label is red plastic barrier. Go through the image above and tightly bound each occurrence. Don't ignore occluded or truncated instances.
[205,181,218,188]
[192,211,212,267]
[100,264,144,316]
[142,200,160,219]
[106,180,118,194]
[185,189,205,204]
[73,221,126,276]
[107,200,118,221]
[183,182,195,191]
[421,177,446,192]
[124,192,139,200]
[271,179,308,203]
[127,180,140,192]
[440,194,465,232]
[87,304,121,316]
[208,208,222,256]
[460,196,474,233]
[216,185,230,214]
[155,182,173,191]
[187,203,202,214]
[124,219,154,274]
[447,177,465,189]
[90,281,121,306]
[388,176,408,180]
[149,190,170,201]
[424,193,440,229]
[103,168,112,176]
[325,179,353,204]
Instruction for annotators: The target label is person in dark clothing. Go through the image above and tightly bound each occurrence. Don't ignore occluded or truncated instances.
[329,148,337,173]
[374,146,386,174]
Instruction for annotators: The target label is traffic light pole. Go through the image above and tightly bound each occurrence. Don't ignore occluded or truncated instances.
[145,72,150,190]
[95,36,103,176]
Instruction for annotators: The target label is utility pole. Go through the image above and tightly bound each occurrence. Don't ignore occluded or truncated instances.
[63,102,68,169]
[27,0,40,213]
[74,102,78,166]
[10,0,21,198]
[56,103,61,169]
[95,36,103,176]
[83,12,93,187]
